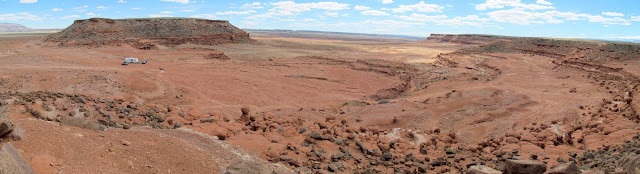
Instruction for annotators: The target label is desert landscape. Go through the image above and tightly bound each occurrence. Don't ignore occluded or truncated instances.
[0,16,639,174]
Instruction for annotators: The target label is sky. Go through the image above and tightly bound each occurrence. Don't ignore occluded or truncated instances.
[1,0,639,39]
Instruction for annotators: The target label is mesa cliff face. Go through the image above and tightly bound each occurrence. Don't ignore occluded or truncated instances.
[44,18,253,47]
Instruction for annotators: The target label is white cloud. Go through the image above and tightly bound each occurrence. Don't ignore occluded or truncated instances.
[588,15,630,25]
[246,1,350,19]
[280,18,295,22]
[52,8,63,12]
[245,13,275,20]
[632,16,640,22]
[97,6,106,9]
[354,5,371,11]
[74,5,89,12]
[436,15,491,27]
[535,10,589,21]
[86,12,98,17]
[476,0,554,10]
[242,2,263,9]
[484,9,631,25]
[392,1,443,13]
[546,19,564,24]
[536,0,552,5]
[394,13,448,22]
[150,14,173,17]
[324,11,339,17]
[215,10,256,15]
[364,20,424,26]
[192,14,216,19]
[118,0,127,3]
[0,12,43,21]
[131,8,142,10]
[161,11,174,14]
[74,5,89,9]
[19,0,37,4]
[160,0,189,4]
[380,0,393,4]
[61,15,81,19]
[271,1,350,12]
[602,12,624,17]
[486,8,542,25]
[393,13,492,27]
[362,10,390,16]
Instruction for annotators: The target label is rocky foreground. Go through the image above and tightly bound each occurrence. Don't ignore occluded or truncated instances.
[2,31,640,173]
[1,89,639,173]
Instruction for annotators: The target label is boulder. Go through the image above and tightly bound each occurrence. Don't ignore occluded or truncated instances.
[328,162,344,172]
[467,165,503,174]
[0,143,36,174]
[294,167,312,174]
[618,154,640,174]
[223,161,274,174]
[544,162,579,174]
[241,106,251,116]
[200,118,215,123]
[506,159,546,174]
[205,52,230,60]
[0,107,12,136]
[0,118,13,137]
[581,170,604,174]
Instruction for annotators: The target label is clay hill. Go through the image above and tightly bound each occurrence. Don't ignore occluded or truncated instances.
[0,23,32,32]
[44,18,254,48]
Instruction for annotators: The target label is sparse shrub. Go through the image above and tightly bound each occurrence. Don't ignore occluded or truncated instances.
[299,127,307,134]
[378,99,389,104]
[342,101,369,107]
[10,126,24,140]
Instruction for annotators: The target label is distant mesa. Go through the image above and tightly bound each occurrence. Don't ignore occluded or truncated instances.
[44,17,254,49]
[426,34,517,45]
[430,34,640,62]
[0,23,32,32]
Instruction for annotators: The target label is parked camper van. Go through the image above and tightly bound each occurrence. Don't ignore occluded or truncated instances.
[125,58,139,64]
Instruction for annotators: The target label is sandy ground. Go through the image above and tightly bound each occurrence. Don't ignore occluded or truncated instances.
[0,34,468,173]
[0,32,639,173]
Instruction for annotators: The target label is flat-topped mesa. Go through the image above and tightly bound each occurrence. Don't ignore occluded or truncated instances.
[44,17,254,48]
[426,34,517,45]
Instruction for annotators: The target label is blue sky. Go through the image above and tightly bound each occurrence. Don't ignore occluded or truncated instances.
[1,0,639,39]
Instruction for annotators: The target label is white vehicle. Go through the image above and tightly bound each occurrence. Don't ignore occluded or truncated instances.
[124,58,139,64]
